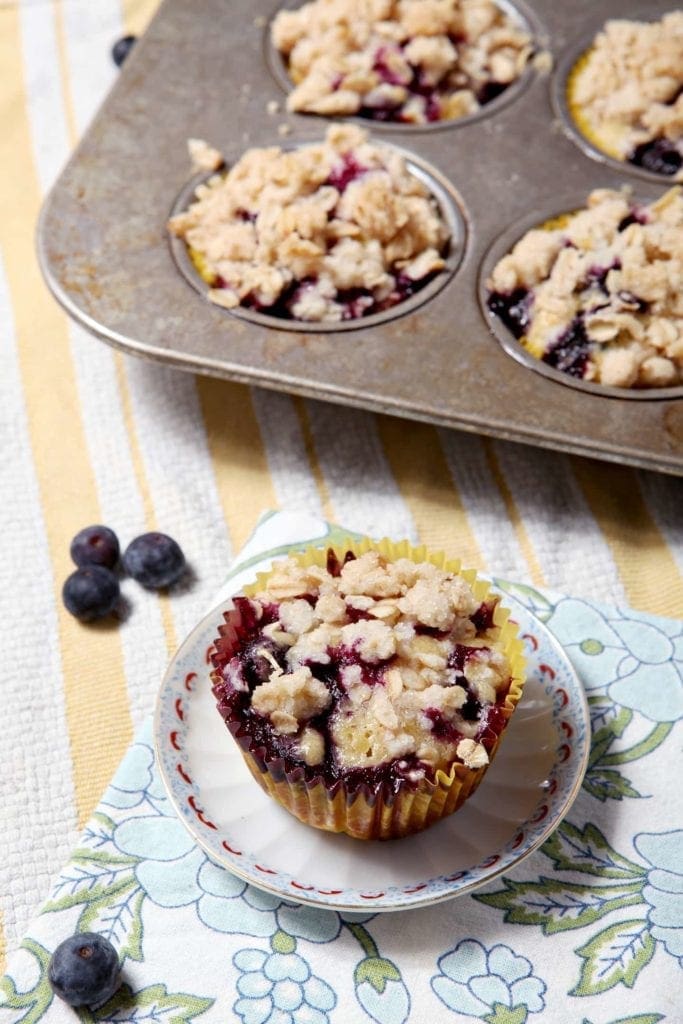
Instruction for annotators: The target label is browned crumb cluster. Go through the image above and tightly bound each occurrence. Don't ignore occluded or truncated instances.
[168,125,450,323]
[235,552,510,773]
[488,188,683,389]
[568,12,683,176]
[272,0,533,124]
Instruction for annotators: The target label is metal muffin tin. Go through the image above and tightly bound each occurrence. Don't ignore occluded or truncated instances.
[37,0,683,475]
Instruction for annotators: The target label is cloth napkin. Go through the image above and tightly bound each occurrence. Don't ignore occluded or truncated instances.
[2,512,681,1024]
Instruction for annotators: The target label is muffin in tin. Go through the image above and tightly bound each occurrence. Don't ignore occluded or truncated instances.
[210,539,526,840]
[567,12,683,178]
[486,187,683,389]
[271,0,533,125]
[168,125,451,323]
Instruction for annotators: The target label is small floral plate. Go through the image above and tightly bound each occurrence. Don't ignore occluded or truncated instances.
[155,585,589,912]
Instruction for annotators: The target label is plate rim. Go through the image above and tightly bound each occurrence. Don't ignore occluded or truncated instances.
[154,584,590,912]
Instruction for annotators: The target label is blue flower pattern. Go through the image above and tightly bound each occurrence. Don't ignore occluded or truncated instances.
[541,597,683,723]
[636,831,683,962]
[432,941,546,1022]
[233,945,336,1024]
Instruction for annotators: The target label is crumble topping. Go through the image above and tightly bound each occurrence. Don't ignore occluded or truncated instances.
[251,665,332,734]
[271,0,533,125]
[215,551,513,779]
[187,138,224,173]
[487,187,683,388]
[568,13,683,178]
[168,125,450,322]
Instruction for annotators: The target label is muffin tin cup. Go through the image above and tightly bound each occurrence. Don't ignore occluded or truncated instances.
[211,536,526,841]
[265,0,547,135]
[478,192,683,402]
[551,12,683,187]
[168,143,467,333]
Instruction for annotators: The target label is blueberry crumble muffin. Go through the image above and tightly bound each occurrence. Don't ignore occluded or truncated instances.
[168,125,450,323]
[567,13,683,178]
[271,0,533,125]
[487,187,683,389]
[211,542,525,840]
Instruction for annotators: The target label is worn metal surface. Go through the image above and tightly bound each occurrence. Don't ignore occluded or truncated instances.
[37,0,683,475]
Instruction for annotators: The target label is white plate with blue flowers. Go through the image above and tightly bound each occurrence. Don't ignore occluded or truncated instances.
[155,581,590,912]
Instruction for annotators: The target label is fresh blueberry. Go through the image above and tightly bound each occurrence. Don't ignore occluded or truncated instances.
[70,525,120,569]
[123,532,186,588]
[62,566,120,622]
[48,933,120,1008]
[111,34,136,68]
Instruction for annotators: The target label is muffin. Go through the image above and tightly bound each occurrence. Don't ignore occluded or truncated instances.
[210,539,525,840]
[168,124,450,323]
[272,0,534,125]
[486,187,683,389]
[567,12,683,178]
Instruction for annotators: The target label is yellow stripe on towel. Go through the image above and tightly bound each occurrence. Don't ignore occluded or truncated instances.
[197,378,278,552]
[0,7,133,827]
[377,415,484,570]
[572,459,683,617]
[120,0,160,37]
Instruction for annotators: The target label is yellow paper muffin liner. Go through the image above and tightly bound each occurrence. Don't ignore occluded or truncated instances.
[212,537,526,841]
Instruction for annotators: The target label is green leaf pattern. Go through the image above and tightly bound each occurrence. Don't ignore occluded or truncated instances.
[572,922,656,996]
[80,984,213,1023]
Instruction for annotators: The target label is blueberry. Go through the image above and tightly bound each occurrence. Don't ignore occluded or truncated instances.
[70,525,120,569]
[48,933,120,1008]
[63,566,120,622]
[487,288,532,339]
[243,638,286,687]
[111,34,136,68]
[630,138,682,176]
[123,532,186,588]
[542,317,591,378]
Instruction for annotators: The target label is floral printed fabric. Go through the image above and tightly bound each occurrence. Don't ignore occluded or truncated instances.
[1,513,681,1024]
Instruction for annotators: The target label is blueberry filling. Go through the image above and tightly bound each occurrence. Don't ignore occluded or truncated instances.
[486,288,532,339]
[424,708,462,742]
[470,601,496,631]
[617,209,648,232]
[353,51,514,124]
[241,638,288,687]
[629,138,682,176]
[372,46,412,88]
[326,153,369,192]
[476,80,508,106]
[542,318,591,378]
[617,290,649,314]
[582,260,621,294]
[213,270,440,323]
[487,212,654,383]
[213,583,508,791]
